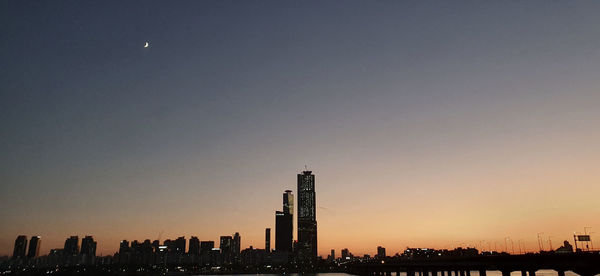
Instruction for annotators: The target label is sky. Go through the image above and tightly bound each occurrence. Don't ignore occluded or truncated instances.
[1,1,600,257]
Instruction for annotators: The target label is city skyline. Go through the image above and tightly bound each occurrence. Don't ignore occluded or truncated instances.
[2,0,600,259]
[4,169,596,258]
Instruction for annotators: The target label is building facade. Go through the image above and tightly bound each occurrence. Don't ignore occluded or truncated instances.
[189,236,200,255]
[220,236,233,264]
[233,232,241,262]
[283,190,293,215]
[13,236,27,259]
[265,228,271,253]
[276,189,294,253]
[80,236,97,264]
[27,236,41,259]
[64,236,79,256]
[297,170,317,261]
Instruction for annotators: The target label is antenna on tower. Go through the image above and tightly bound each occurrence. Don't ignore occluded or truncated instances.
[305,165,308,171]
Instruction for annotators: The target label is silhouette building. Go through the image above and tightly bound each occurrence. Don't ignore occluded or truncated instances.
[81,236,97,256]
[64,236,79,255]
[200,241,214,254]
[189,236,200,255]
[297,170,317,261]
[275,191,293,253]
[200,240,215,265]
[377,246,386,258]
[265,228,271,252]
[342,248,351,260]
[13,235,27,259]
[174,236,186,254]
[276,190,294,253]
[27,236,41,259]
[119,240,130,254]
[233,232,241,261]
[220,236,233,264]
[80,236,97,264]
[275,211,293,252]
[283,189,293,215]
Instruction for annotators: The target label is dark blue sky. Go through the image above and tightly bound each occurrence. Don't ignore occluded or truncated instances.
[2,1,600,255]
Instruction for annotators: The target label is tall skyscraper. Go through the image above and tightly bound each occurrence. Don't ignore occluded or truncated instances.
[64,236,79,256]
[220,236,233,264]
[189,236,200,255]
[283,190,293,215]
[275,190,293,252]
[119,240,130,254]
[232,232,241,258]
[341,248,350,260]
[80,236,97,257]
[81,236,97,264]
[376,246,386,259]
[265,228,271,252]
[13,235,27,259]
[297,170,317,261]
[27,236,41,259]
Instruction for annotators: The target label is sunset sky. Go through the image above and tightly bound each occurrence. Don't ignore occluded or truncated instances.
[1,1,600,257]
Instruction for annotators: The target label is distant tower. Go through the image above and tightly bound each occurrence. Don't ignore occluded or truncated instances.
[276,190,294,252]
[341,248,350,260]
[12,235,27,259]
[64,236,79,256]
[377,246,386,259]
[27,236,41,259]
[283,190,294,215]
[189,236,200,255]
[232,232,241,263]
[80,236,97,264]
[265,228,271,252]
[233,232,241,252]
[297,170,317,261]
[174,236,186,254]
[81,236,97,256]
[220,236,233,264]
[119,240,130,254]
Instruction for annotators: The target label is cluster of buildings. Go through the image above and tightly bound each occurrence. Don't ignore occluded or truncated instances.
[11,236,41,260]
[5,170,320,269]
[10,235,97,267]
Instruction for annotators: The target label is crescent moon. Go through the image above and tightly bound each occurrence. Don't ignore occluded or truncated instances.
[144,42,149,48]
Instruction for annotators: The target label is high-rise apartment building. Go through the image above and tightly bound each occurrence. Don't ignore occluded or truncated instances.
[64,236,79,256]
[377,246,386,259]
[27,236,41,259]
[80,236,97,257]
[189,236,200,255]
[233,232,241,259]
[13,236,27,259]
[220,236,233,264]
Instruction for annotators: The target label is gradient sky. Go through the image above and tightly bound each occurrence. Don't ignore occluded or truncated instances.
[1,1,600,257]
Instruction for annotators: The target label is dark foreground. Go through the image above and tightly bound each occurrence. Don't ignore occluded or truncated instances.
[2,252,600,276]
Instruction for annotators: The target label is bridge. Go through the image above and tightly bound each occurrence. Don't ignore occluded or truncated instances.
[348,253,600,276]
